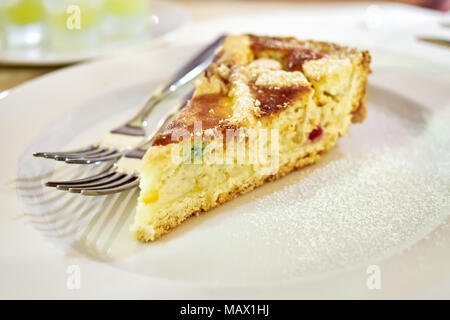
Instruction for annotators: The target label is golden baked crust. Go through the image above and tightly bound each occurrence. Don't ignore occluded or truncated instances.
[133,34,371,242]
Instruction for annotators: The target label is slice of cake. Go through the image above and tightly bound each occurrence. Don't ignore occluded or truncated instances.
[132,34,371,242]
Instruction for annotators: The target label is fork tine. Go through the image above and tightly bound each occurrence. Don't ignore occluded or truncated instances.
[33,145,99,158]
[69,174,137,194]
[52,147,109,161]
[80,178,140,196]
[56,172,125,190]
[67,149,118,160]
[65,152,122,164]
[64,147,110,158]
[45,169,115,187]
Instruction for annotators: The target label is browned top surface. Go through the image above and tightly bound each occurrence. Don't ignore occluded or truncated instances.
[153,93,232,146]
[249,35,325,71]
[251,84,310,116]
[152,35,325,147]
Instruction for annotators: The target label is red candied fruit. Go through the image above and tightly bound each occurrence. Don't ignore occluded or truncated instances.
[308,126,323,141]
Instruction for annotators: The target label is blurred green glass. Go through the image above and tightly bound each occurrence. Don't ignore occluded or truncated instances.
[43,0,104,51]
[102,0,150,40]
[104,0,148,16]
[46,2,102,31]
[4,0,45,26]
[1,0,46,48]
[0,0,151,52]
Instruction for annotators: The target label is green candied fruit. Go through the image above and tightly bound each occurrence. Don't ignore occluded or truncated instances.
[6,0,45,25]
[104,0,148,16]
[191,142,206,162]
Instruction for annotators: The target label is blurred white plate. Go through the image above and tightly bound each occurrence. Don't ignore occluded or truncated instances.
[1,40,449,298]
[0,1,188,66]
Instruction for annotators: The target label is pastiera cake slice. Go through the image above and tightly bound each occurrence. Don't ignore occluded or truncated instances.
[132,34,371,242]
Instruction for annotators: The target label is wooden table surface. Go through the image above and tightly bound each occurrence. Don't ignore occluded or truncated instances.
[0,0,423,92]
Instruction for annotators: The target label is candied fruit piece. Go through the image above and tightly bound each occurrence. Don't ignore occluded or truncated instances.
[308,126,323,141]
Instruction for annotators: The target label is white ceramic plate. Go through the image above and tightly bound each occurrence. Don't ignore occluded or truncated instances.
[1,40,450,298]
[0,1,188,66]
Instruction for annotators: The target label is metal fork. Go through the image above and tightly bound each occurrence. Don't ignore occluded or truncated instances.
[33,34,226,164]
[45,98,188,196]
[417,36,450,49]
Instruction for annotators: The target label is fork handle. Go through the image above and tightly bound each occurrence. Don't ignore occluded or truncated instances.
[110,34,226,137]
[124,94,192,159]
[110,87,165,136]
